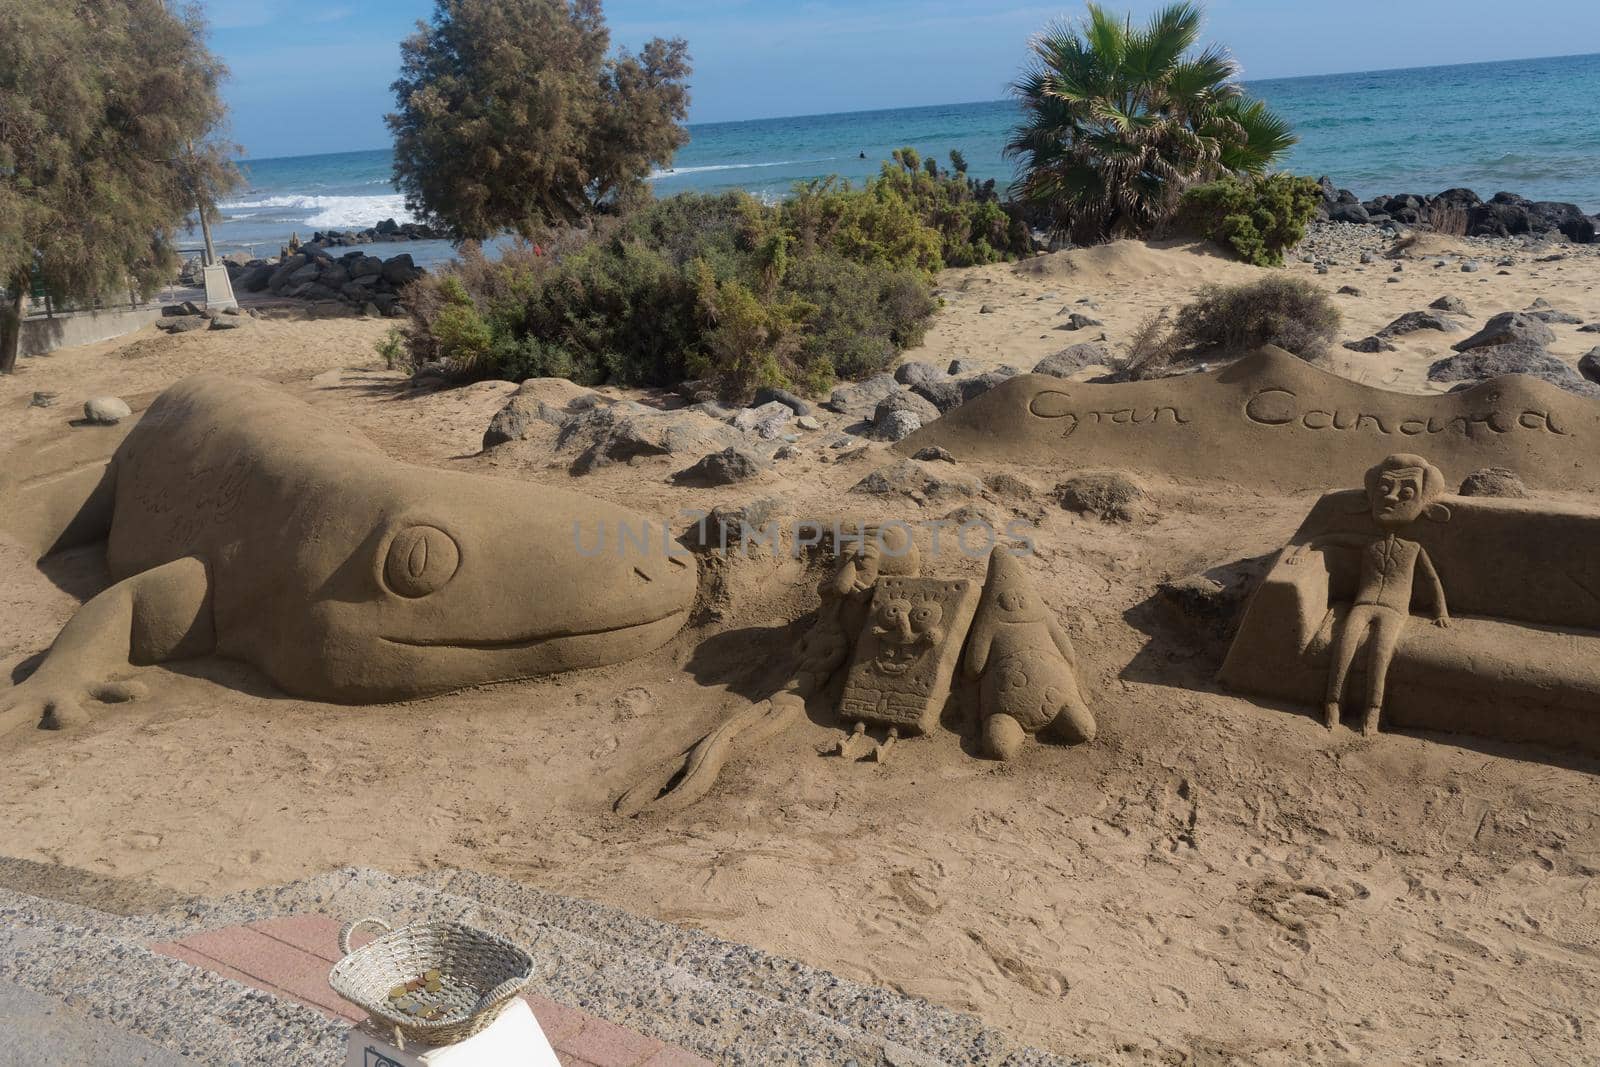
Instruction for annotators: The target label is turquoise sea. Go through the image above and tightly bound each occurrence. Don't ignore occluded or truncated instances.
[213,52,1600,267]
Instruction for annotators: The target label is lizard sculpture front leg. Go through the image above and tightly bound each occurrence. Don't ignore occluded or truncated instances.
[3,557,214,735]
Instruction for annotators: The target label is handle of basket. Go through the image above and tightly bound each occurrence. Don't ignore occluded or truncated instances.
[338,916,392,957]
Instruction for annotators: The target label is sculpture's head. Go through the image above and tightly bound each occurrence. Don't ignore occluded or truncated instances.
[869,596,943,675]
[303,468,698,702]
[1364,453,1447,529]
[976,548,1050,623]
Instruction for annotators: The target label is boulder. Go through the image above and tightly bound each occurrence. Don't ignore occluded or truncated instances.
[235,265,275,293]
[1451,311,1557,352]
[317,264,350,290]
[1328,202,1371,224]
[1058,312,1102,331]
[872,409,923,442]
[1033,342,1111,378]
[872,391,940,425]
[671,447,766,487]
[559,402,742,475]
[910,378,966,413]
[1579,347,1600,385]
[1427,342,1596,397]
[824,373,900,417]
[157,315,209,334]
[892,360,943,388]
[946,359,977,375]
[83,396,131,424]
[1378,310,1461,336]
[911,445,956,463]
[350,255,384,279]
[1458,467,1529,498]
[1342,336,1397,353]
[751,385,812,416]
[1428,295,1469,315]
[381,254,422,287]
[731,401,794,439]
[1522,299,1583,325]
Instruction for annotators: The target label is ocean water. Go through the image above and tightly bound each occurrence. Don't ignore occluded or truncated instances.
[212,51,1600,266]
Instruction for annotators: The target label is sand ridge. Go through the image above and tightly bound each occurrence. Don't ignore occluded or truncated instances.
[3,239,1600,1064]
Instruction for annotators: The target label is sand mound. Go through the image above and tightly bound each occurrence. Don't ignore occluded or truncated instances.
[1013,238,1258,286]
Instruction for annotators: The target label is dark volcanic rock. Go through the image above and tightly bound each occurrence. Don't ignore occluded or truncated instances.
[671,447,766,486]
[1428,295,1469,315]
[1034,342,1111,378]
[752,385,812,417]
[1343,336,1397,353]
[1451,311,1557,352]
[1579,347,1600,385]
[1428,342,1599,397]
[1378,310,1461,336]
[892,361,944,388]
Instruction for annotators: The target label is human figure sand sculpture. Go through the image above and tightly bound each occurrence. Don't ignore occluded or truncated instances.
[0,375,697,734]
[895,346,1600,492]
[1221,453,1600,755]
[1285,454,1451,736]
[965,548,1097,760]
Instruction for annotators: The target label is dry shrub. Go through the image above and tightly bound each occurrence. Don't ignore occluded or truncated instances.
[1119,309,1179,380]
[1427,203,1469,237]
[1171,275,1340,361]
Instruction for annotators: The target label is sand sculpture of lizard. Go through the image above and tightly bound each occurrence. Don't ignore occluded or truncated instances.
[1,375,698,733]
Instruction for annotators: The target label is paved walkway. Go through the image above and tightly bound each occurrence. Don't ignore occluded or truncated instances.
[0,981,188,1066]
[150,915,708,1067]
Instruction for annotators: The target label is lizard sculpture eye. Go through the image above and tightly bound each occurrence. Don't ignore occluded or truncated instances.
[384,525,460,598]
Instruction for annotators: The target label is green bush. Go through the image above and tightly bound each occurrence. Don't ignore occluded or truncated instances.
[402,151,1022,397]
[1177,174,1322,267]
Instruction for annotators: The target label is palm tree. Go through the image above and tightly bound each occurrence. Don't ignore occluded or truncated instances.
[1006,2,1295,244]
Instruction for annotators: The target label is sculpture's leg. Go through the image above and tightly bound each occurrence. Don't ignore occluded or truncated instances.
[983,713,1025,760]
[833,720,868,759]
[2,557,213,735]
[869,726,898,764]
[1324,605,1373,730]
[1360,608,1406,737]
[1042,685,1097,746]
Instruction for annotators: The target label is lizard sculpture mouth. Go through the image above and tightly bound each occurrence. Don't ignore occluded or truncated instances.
[381,607,688,651]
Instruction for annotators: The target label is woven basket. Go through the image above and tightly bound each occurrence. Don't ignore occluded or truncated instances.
[328,917,534,1048]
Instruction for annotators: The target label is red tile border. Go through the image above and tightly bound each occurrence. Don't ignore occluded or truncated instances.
[153,918,709,1064]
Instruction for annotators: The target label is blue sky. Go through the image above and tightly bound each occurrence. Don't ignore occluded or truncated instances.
[200,0,1600,159]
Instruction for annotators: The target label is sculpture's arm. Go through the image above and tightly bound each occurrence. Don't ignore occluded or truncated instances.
[1,557,214,736]
[1417,547,1450,627]
[1284,532,1367,564]
[1045,615,1080,676]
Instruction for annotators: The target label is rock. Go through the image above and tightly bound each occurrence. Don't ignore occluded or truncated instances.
[1460,260,1480,272]
[286,261,322,287]
[1427,342,1598,397]
[1378,310,1461,336]
[795,415,821,431]
[1428,295,1469,315]
[731,401,794,439]
[1458,467,1529,498]
[978,304,996,314]
[482,391,585,448]
[1328,202,1371,224]
[911,378,966,413]
[1154,557,1273,644]
[83,396,131,425]
[1579,348,1600,385]
[1342,336,1397,353]
[350,254,384,279]
[872,391,940,425]
[1522,302,1584,325]
[1055,472,1148,523]
[381,254,422,287]
[208,316,248,330]
[559,402,741,474]
[671,447,766,487]
[1337,285,1363,296]
[1578,323,1600,333]
[893,360,943,387]
[1359,252,1376,265]
[1385,276,1401,284]
[750,385,812,416]
[29,391,59,408]
[1058,312,1102,331]
[946,359,977,375]
[911,445,956,463]
[851,459,981,503]
[1033,342,1111,378]
[824,373,900,416]
[872,409,923,441]
[235,265,274,292]
[1451,311,1557,352]
[157,315,209,333]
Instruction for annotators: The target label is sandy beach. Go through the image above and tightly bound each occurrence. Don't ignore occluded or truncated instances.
[4,229,1600,1064]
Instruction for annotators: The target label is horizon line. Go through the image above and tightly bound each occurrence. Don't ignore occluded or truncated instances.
[231,49,1599,164]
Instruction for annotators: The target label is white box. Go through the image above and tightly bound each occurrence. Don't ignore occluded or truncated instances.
[344,997,560,1067]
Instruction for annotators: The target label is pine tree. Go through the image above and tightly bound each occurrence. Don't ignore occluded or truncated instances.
[0,0,238,374]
